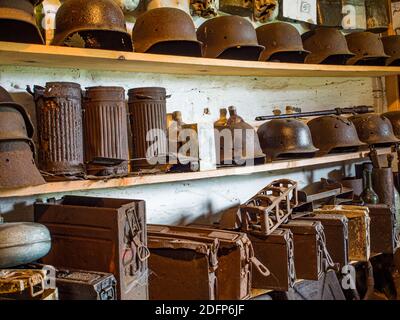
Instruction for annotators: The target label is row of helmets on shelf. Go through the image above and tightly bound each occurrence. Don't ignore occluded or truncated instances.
[2,82,400,189]
[1,0,399,66]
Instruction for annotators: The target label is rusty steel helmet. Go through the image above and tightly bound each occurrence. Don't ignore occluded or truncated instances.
[215,106,265,165]
[307,116,366,155]
[197,16,264,60]
[0,140,45,189]
[0,86,34,141]
[381,36,400,66]
[0,0,44,44]
[383,111,400,138]
[349,113,400,147]
[132,8,202,57]
[302,28,355,65]
[256,22,310,63]
[52,0,132,51]
[345,32,389,66]
[257,119,318,161]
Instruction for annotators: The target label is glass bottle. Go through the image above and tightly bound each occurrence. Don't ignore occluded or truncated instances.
[360,168,379,204]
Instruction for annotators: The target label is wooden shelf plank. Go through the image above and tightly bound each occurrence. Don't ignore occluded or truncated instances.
[1,42,400,77]
[0,148,390,199]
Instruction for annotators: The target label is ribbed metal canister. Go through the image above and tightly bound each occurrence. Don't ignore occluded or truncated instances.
[83,86,129,177]
[128,87,168,169]
[34,82,84,177]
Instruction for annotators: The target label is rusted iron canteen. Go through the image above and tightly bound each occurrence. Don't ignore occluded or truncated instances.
[257,119,318,161]
[0,0,44,44]
[197,15,264,60]
[132,7,202,57]
[302,28,354,65]
[307,116,366,155]
[349,113,400,147]
[345,32,389,66]
[52,0,132,51]
[256,22,309,63]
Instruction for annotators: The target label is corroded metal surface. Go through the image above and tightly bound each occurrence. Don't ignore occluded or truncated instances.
[346,32,389,66]
[215,106,265,165]
[349,113,399,147]
[365,0,389,33]
[0,0,44,44]
[257,119,317,162]
[52,0,132,51]
[341,177,363,199]
[383,111,400,138]
[197,15,264,60]
[372,168,395,208]
[308,116,366,155]
[33,82,85,177]
[0,269,47,298]
[219,0,252,16]
[241,179,298,236]
[148,225,269,300]
[0,223,51,268]
[381,36,400,66]
[253,0,278,23]
[317,0,343,27]
[128,87,168,170]
[256,22,309,63]
[148,235,219,300]
[34,196,148,300]
[0,140,45,189]
[190,0,218,17]
[83,86,129,177]
[132,7,202,57]
[302,28,354,65]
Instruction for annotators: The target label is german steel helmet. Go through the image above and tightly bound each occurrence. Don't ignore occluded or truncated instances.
[345,32,389,66]
[52,0,133,51]
[256,22,310,63]
[197,16,265,60]
[257,119,318,161]
[0,140,45,188]
[381,36,400,66]
[307,116,366,155]
[0,86,34,141]
[0,0,44,44]
[302,28,355,65]
[215,106,265,164]
[349,113,400,147]
[383,111,400,138]
[132,8,202,57]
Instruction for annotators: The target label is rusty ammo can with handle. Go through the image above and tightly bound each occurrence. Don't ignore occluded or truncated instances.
[34,196,149,300]
[128,87,168,170]
[148,225,270,300]
[295,213,349,269]
[83,86,129,177]
[148,235,219,300]
[32,82,84,178]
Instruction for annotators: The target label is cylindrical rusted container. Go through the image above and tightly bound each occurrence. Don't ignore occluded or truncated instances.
[128,87,168,169]
[83,86,129,177]
[341,177,363,199]
[372,167,395,208]
[34,82,84,177]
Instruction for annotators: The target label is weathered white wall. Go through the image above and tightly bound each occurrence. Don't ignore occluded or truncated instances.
[0,65,382,224]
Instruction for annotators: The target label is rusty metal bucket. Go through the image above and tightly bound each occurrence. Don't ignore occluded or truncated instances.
[83,86,129,177]
[32,82,85,178]
[128,87,168,170]
[0,140,45,189]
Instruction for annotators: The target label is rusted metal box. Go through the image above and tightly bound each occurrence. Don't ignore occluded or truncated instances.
[367,204,397,255]
[248,229,296,291]
[315,205,371,262]
[148,225,268,300]
[270,270,346,300]
[280,220,325,281]
[296,213,349,269]
[34,196,148,300]
[148,235,218,300]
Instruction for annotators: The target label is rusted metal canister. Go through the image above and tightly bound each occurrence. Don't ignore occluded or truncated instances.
[83,86,129,177]
[128,87,168,169]
[33,82,84,178]
[372,168,395,208]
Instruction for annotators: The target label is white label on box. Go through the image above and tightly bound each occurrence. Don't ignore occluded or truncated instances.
[282,0,317,24]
